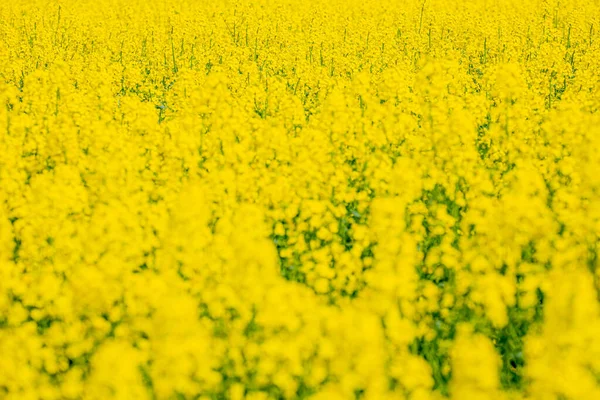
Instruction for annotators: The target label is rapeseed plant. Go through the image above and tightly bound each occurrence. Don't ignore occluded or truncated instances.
[0,0,599,398]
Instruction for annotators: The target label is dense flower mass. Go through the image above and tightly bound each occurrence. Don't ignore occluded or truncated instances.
[1,0,600,398]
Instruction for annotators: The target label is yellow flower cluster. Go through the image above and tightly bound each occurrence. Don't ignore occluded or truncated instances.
[1,0,600,398]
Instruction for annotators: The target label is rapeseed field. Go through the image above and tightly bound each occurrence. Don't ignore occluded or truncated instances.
[1,0,600,398]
